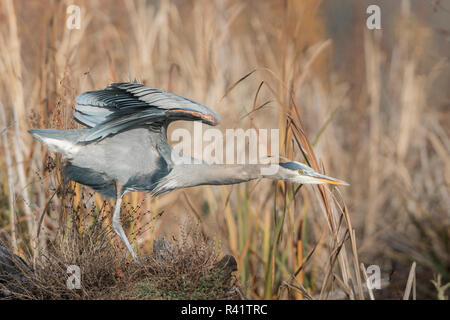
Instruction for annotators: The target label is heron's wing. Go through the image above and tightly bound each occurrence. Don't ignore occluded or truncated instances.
[74,82,220,142]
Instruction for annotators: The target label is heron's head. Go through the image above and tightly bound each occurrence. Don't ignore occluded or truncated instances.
[279,161,349,186]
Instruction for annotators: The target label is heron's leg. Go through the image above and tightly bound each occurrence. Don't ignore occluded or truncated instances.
[112,182,141,265]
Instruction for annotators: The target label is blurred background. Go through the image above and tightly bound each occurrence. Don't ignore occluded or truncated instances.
[0,0,448,299]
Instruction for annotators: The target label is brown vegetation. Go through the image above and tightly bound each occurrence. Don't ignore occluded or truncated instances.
[0,0,448,299]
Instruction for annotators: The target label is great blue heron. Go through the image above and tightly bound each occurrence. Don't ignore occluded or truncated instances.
[29,82,348,264]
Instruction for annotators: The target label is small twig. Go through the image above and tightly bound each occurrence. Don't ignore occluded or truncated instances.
[220,69,256,102]
[403,261,417,300]
[333,273,354,299]
[36,189,58,240]
[281,281,313,300]
[431,274,450,300]
[360,263,375,300]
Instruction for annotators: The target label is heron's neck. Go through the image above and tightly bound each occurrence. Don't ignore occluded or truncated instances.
[190,164,265,185]
[153,162,285,195]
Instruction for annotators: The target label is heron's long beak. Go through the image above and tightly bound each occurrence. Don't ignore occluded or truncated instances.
[305,171,349,186]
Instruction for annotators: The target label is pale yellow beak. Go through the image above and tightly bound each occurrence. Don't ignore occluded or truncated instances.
[304,171,349,186]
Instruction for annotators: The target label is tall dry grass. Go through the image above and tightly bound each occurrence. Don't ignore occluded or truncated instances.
[0,0,448,299]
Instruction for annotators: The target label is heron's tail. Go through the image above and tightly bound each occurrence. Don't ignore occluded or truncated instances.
[28,129,84,156]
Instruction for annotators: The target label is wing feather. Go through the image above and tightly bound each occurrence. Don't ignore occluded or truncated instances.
[74,82,220,142]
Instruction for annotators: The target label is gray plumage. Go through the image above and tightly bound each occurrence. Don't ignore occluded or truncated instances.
[29,82,348,264]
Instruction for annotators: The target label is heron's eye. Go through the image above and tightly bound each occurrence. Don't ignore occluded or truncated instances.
[298,169,303,174]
